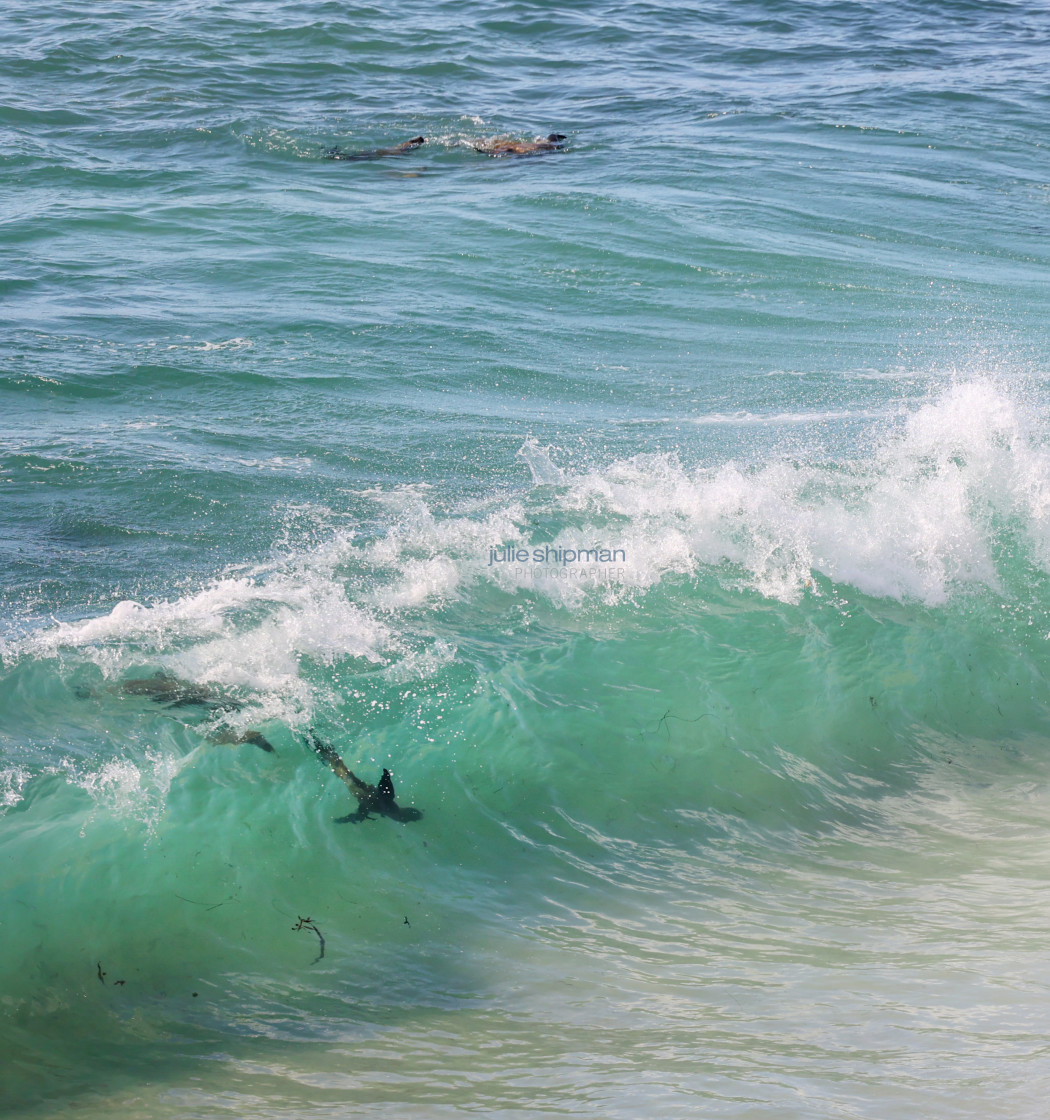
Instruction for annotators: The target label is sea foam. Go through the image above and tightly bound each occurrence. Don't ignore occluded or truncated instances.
[8,380,1046,711]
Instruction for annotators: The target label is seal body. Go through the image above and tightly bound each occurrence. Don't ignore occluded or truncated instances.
[473,133,566,157]
[308,732,423,823]
[115,673,275,752]
[119,672,241,710]
[325,136,426,162]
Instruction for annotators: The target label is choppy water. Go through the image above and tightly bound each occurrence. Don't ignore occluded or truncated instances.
[5,1,1050,1116]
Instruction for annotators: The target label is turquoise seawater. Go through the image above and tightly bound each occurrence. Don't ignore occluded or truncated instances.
[5,1,1050,1115]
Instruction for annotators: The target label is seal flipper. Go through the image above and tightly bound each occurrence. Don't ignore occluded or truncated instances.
[378,768,395,801]
[210,728,276,753]
[239,730,276,753]
[378,769,423,821]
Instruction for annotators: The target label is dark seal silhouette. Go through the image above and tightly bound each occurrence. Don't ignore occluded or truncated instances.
[473,133,566,157]
[118,672,241,711]
[324,136,426,162]
[106,672,275,752]
[307,730,423,824]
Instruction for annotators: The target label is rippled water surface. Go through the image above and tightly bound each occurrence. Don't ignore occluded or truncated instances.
[5,1,1050,1116]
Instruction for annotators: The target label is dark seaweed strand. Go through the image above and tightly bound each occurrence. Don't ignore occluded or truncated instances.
[293,916,325,963]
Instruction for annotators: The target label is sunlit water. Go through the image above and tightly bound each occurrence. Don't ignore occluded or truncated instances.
[5,1,1050,1116]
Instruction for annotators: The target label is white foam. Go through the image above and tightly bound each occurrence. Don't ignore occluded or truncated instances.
[509,379,1047,605]
[74,749,185,833]
[684,407,886,426]
[0,766,31,812]
[14,552,393,716]
[383,639,458,684]
[11,380,1048,713]
[170,573,390,692]
[354,379,1050,608]
[195,338,252,351]
[518,437,565,484]
[34,583,259,651]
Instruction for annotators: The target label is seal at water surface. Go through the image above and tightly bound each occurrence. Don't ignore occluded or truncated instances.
[324,135,426,161]
[307,730,423,824]
[473,133,567,157]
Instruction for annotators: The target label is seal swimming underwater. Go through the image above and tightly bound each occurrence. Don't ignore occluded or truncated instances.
[307,730,423,823]
[473,133,567,157]
[324,135,426,162]
[118,672,242,711]
[111,672,276,752]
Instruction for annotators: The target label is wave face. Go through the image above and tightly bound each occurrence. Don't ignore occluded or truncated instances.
[5,0,1050,1116]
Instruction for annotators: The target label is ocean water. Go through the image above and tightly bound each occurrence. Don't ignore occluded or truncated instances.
[4,0,1050,1115]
